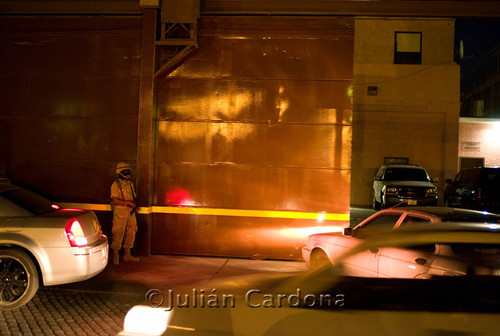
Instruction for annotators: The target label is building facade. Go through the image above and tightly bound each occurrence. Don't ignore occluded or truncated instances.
[351,17,460,206]
[1,1,497,258]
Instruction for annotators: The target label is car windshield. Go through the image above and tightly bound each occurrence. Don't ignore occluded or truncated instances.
[1,188,58,215]
[442,212,500,223]
[383,168,429,181]
[479,168,500,187]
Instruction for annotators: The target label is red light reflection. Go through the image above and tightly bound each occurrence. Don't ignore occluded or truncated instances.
[165,188,196,206]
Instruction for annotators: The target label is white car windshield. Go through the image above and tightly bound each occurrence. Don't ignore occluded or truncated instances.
[383,168,430,181]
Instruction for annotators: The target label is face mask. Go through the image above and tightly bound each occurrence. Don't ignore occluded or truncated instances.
[119,170,131,179]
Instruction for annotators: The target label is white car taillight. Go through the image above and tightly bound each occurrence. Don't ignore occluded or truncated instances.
[65,218,88,247]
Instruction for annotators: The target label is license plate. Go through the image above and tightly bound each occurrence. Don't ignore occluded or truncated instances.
[408,200,418,205]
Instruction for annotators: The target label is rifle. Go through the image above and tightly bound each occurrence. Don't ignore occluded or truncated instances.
[116,179,139,215]
[130,203,139,215]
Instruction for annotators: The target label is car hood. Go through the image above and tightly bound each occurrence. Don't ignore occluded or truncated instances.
[310,232,343,238]
[382,181,435,188]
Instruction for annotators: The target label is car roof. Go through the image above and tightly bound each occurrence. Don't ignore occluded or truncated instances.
[384,206,500,222]
[336,223,500,262]
[381,164,424,169]
[0,182,21,193]
[461,166,499,170]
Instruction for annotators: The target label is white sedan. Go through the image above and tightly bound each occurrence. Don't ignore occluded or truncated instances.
[0,182,108,309]
[302,206,500,278]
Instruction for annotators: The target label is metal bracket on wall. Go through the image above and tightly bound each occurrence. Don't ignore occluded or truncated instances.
[154,0,199,78]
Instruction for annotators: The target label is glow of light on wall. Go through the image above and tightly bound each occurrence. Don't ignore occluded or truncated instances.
[221,36,251,40]
[214,122,256,141]
[278,101,289,122]
[342,126,353,168]
[214,92,253,119]
[158,122,206,141]
[347,84,354,106]
[277,225,344,239]
[484,122,500,147]
[277,85,289,122]
[318,108,337,124]
[165,91,254,123]
[165,188,197,206]
[160,91,256,142]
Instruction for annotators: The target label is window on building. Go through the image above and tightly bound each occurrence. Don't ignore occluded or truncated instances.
[394,32,422,64]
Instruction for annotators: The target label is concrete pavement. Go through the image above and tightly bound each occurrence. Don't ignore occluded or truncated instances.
[60,254,308,295]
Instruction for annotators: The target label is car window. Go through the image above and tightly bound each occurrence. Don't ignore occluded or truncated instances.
[441,210,500,223]
[399,215,432,227]
[453,170,463,183]
[0,188,58,215]
[382,168,429,182]
[459,169,469,183]
[406,244,436,253]
[359,213,402,231]
[0,196,32,217]
[480,168,500,187]
[459,168,479,184]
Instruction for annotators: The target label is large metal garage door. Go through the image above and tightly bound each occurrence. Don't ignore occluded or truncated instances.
[0,16,141,208]
[153,16,353,259]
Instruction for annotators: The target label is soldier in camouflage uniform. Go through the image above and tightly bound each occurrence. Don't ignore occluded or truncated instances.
[110,162,140,265]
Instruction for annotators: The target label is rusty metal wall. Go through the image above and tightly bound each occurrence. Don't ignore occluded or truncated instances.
[0,16,142,238]
[153,16,354,259]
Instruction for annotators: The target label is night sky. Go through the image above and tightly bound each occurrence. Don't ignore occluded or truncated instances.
[455,17,500,75]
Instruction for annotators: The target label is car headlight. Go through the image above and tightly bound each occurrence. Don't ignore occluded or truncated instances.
[120,305,171,336]
[386,187,398,195]
[426,188,437,197]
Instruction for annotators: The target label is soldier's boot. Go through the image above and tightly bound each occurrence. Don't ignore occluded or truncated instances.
[123,248,140,262]
[112,249,120,266]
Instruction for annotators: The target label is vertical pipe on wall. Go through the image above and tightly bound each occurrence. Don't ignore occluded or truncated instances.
[136,8,157,256]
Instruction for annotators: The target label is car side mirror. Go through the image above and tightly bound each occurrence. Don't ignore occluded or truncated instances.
[343,228,353,236]
[445,178,453,184]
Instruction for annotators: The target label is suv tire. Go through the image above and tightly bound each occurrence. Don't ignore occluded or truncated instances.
[372,190,381,210]
[380,192,386,209]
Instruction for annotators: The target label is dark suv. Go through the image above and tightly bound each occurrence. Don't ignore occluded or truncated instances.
[444,166,500,213]
[372,164,438,210]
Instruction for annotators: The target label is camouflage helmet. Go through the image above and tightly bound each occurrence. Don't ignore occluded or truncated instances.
[115,162,132,174]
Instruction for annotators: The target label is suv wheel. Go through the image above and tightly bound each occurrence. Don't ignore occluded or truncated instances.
[372,190,381,210]
[380,192,386,209]
[0,249,40,310]
[444,193,450,207]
